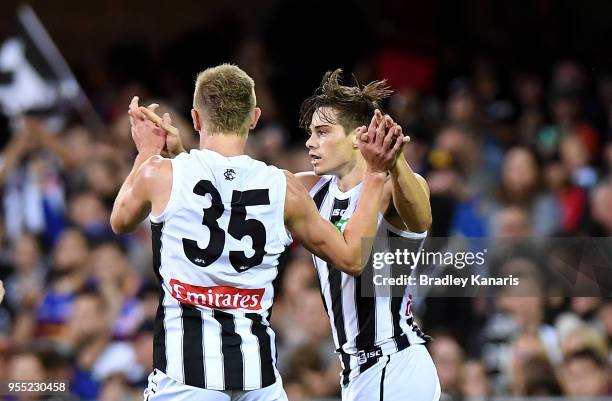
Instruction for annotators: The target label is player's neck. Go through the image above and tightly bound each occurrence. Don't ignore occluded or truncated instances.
[334,156,366,192]
[199,131,247,157]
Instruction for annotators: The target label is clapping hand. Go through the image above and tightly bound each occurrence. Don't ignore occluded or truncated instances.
[356,110,408,173]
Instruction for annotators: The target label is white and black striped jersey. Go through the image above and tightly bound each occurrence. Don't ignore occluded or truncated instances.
[149,149,292,391]
[309,175,430,385]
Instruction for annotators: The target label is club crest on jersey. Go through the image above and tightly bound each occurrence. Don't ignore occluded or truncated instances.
[224,168,236,181]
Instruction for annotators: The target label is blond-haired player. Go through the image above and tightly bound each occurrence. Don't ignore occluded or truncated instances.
[111,64,405,401]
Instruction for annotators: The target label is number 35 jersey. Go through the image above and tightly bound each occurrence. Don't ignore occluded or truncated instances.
[148,149,292,392]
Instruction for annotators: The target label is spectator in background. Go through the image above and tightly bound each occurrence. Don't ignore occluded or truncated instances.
[480,257,561,393]
[589,179,612,235]
[282,343,339,400]
[460,360,492,398]
[447,78,505,177]
[60,288,113,400]
[559,133,598,191]
[7,349,49,401]
[491,205,532,238]
[542,159,589,234]
[32,229,90,339]
[88,240,143,339]
[521,356,562,396]
[8,228,90,348]
[429,333,464,399]
[0,123,46,241]
[537,84,599,162]
[490,147,561,236]
[99,373,141,401]
[508,333,555,396]
[68,191,114,241]
[273,258,332,355]
[432,125,490,238]
[558,324,608,364]
[435,124,494,199]
[90,324,151,396]
[131,320,155,387]
[3,233,46,311]
[136,283,162,322]
[274,258,339,398]
[560,348,610,397]
[597,300,612,355]
[1,118,72,246]
[570,297,603,324]
[446,80,479,130]
[513,73,545,147]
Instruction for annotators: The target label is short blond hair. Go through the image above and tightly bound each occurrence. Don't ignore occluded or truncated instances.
[193,64,256,135]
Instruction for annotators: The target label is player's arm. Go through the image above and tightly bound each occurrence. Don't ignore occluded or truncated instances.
[295,171,321,192]
[386,149,431,233]
[139,106,186,158]
[284,170,385,276]
[373,113,431,233]
[286,112,404,276]
[110,155,169,234]
[110,97,171,234]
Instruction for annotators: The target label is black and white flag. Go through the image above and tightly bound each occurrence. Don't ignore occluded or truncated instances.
[0,4,102,131]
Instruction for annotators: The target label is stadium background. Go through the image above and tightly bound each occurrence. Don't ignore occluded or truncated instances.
[0,1,611,399]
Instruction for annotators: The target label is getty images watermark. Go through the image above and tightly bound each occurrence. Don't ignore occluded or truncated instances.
[371,247,521,287]
[361,237,612,298]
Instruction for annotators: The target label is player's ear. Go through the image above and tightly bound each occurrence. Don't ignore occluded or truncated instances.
[191,109,201,132]
[249,107,261,130]
[351,128,359,149]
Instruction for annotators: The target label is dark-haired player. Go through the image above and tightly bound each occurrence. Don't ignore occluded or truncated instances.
[296,69,440,401]
[111,64,403,401]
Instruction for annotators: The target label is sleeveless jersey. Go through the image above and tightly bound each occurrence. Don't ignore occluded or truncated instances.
[309,175,429,384]
[149,149,291,391]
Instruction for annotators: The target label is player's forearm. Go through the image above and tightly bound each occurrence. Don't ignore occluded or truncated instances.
[339,171,386,275]
[389,155,431,232]
[110,151,155,233]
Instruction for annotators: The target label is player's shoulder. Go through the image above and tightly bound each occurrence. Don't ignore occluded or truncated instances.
[295,171,326,192]
[283,170,302,191]
[139,155,172,180]
[283,170,319,202]
[132,155,173,198]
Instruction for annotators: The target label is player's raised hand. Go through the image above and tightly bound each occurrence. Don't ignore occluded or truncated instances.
[139,106,185,157]
[387,123,410,168]
[357,110,406,173]
[128,96,166,154]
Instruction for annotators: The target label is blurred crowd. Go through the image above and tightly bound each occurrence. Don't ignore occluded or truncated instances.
[1,35,612,400]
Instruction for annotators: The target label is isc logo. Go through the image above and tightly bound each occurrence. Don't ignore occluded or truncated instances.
[331,208,346,217]
[357,349,383,365]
